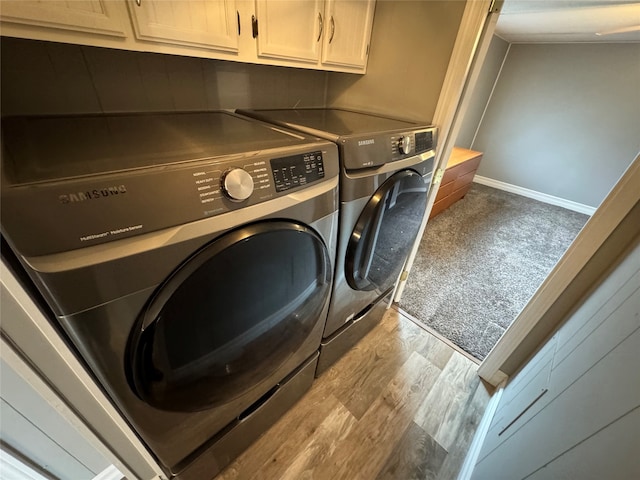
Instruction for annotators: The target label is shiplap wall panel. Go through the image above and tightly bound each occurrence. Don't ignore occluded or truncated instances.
[0,359,110,475]
[527,408,640,480]
[474,328,640,479]
[0,399,95,479]
[491,337,554,423]
[553,267,640,367]
[477,347,553,461]
[471,240,640,480]
[550,277,640,393]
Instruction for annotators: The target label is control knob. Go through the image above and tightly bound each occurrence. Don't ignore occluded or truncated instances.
[222,168,254,201]
[398,135,412,155]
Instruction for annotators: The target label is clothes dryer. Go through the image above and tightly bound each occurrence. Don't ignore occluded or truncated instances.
[237,108,436,374]
[1,111,339,479]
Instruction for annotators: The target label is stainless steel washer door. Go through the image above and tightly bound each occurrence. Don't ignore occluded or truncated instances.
[345,169,428,294]
[127,220,332,412]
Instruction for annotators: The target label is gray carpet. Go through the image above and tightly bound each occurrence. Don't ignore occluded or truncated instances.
[400,183,589,360]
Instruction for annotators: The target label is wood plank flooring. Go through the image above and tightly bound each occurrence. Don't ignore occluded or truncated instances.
[216,307,493,480]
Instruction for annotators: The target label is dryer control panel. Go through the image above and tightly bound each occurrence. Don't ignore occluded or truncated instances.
[390,129,435,161]
[271,151,325,192]
[340,126,437,170]
[2,144,338,256]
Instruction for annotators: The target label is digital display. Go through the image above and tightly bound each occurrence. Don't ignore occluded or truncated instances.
[271,151,325,192]
[415,131,434,154]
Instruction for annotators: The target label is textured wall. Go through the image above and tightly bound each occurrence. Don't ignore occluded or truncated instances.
[455,35,509,149]
[0,37,329,116]
[326,0,466,123]
[471,43,640,208]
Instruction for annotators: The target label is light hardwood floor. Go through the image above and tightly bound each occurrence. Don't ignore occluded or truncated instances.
[216,307,493,480]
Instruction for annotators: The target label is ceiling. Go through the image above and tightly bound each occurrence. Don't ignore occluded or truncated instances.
[495,0,640,43]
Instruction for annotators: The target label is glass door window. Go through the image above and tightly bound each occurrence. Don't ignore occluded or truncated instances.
[127,221,331,412]
[346,170,428,293]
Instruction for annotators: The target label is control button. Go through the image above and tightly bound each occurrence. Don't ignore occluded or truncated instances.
[222,168,254,201]
[398,136,412,155]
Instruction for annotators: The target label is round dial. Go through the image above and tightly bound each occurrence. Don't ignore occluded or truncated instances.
[222,168,254,201]
[398,136,412,155]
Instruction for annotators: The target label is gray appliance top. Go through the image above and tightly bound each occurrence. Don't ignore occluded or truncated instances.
[1,111,312,185]
[236,108,429,141]
[238,108,436,172]
[1,111,339,256]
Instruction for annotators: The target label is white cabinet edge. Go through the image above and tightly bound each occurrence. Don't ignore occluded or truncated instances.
[0,261,166,480]
[457,386,504,480]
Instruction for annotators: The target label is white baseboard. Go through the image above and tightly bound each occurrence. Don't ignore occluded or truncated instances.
[473,176,597,216]
[457,387,504,480]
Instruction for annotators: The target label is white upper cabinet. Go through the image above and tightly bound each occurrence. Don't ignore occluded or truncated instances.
[127,0,239,53]
[0,0,375,73]
[0,0,127,37]
[254,0,323,63]
[254,0,375,72]
[321,0,375,69]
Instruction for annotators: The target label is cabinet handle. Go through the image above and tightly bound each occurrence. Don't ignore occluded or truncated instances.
[135,0,141,6]
[317,12,323,42]
[329,16,335,43]
[237,11,240,36]
[252,15,258,38]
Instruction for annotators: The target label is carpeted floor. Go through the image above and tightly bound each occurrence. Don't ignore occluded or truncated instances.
[400,183,590,360]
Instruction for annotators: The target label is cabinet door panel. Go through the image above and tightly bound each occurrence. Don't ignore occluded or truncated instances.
[322,0,374,69]
[255,0,323,63]
[0,0,127,37]
[128,0,239,52]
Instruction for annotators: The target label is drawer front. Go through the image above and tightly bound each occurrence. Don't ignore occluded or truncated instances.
[453,169,478,192]
[440,164,460,186]
[457,155,482,176]
[434,180,455,202]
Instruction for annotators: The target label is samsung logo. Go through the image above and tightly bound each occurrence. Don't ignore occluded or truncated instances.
[59,185,127,204]
[358,139,375,146]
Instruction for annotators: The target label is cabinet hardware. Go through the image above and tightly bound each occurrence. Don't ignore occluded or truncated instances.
[237,11,240,36]
[329,16,335,43]
[252,15,258,38]
[135,0,141,6]
[317,12,324,42]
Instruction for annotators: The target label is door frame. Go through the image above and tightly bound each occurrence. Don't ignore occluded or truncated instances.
[395,0,499,303]
[478,154,640,385]
[396,0,640,387]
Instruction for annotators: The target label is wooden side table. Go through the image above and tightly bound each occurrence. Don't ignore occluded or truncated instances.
[430,147,483,219]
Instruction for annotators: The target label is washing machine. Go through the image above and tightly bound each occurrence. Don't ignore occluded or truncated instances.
[0,111,339,479]
[237,108,436,374]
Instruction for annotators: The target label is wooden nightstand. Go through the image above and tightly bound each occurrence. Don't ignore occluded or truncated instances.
[430,147,483,219]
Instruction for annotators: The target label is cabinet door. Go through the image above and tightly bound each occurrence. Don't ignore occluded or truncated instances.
[321,0,375,69]
[127,0,239,53]
[255,0,323,63]
[0,0,127,37]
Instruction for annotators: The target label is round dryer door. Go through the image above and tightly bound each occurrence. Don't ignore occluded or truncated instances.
[127,221,331,412]
[346,169,428,293]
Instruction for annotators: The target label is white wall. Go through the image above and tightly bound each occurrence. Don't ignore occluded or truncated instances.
[326,0,466,123]
[455,35,509,148]
[470,42,640,208]
[0,354,112,479]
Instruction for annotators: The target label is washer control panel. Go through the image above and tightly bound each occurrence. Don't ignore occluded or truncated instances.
[221,168,255,201]
[390,129,435,161]
[271,151,325,192]
[2,143,338,256]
